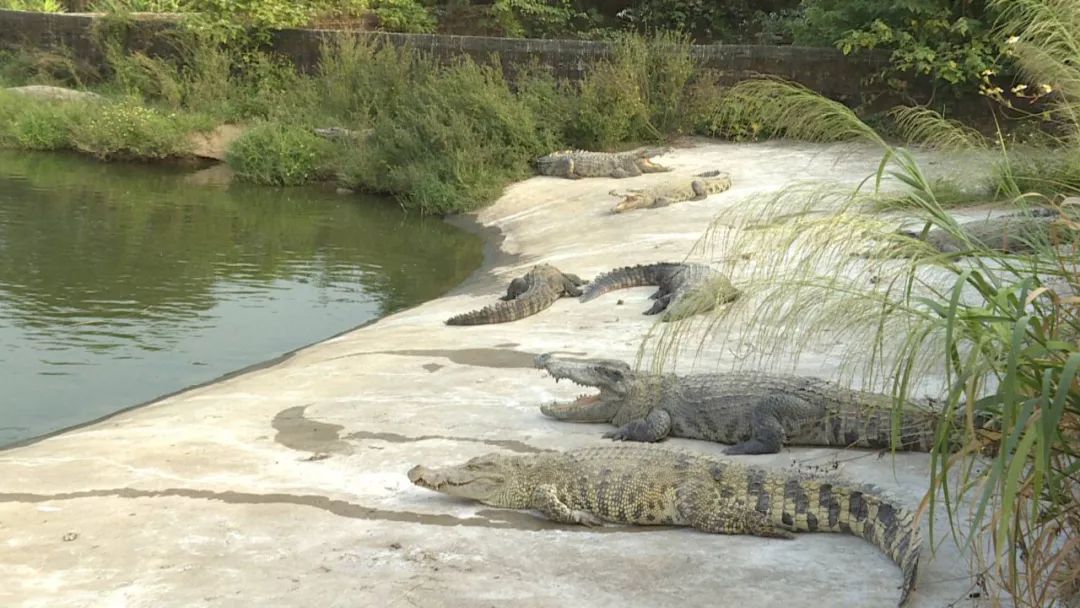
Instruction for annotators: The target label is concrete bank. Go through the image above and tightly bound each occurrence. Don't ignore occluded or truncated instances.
[0,140,984,607]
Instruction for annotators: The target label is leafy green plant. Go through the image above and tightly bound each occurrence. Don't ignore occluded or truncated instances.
[0,0,63,11]
[370,0,434,33]
[489,0,597,38]
[226,121,335,185]
[618,0,797,43]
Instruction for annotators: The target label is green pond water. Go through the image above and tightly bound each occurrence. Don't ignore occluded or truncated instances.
[0,151,484,448]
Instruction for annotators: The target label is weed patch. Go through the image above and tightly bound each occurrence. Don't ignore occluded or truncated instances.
[70,101,200,160]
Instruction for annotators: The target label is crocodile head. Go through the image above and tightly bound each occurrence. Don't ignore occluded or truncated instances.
[408,452,530,507]
[535,354,633,422]
[611,194,647,213]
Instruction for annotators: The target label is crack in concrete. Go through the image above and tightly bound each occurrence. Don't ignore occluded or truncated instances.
[0,488,660,534]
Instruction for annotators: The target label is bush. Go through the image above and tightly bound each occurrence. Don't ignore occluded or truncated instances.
[226,122,335,186]
[790,0,1006,97]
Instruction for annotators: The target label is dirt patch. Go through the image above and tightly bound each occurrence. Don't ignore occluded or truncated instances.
[187,124,247,161]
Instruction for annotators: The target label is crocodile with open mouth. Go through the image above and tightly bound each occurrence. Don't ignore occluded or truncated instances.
[536,354,943,455]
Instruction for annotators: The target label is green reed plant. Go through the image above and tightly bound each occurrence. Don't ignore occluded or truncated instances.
[646,71,1080,606]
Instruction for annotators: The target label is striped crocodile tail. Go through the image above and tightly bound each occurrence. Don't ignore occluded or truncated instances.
[801,482,921,606]
[446,290,559,325]
[579,263,681,302]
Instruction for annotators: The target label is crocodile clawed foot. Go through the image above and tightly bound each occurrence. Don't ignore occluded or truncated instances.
[602,430,628,441]
[574,511,604,527]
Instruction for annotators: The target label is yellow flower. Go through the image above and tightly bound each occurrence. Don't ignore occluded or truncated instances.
[1040,83,1053,94]
[1007,35,1020,44]
[1012,84,1028,93]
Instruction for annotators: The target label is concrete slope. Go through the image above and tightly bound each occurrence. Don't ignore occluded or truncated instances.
[0,141,987,608]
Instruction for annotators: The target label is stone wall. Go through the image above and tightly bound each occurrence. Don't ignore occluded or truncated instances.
[0,9,887,102]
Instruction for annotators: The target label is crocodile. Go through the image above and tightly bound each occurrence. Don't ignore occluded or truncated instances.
[579,262,739,321]
[535,147,673,179]
[610,170,732,213]
[445,264,586,325]
[536,354,941,455]
[895,208,1068,254]
[409,444,921,606]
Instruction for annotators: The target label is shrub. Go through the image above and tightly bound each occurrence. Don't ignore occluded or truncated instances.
[226,122,335,186]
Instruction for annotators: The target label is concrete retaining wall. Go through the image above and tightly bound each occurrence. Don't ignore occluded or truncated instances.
[0,9,886,102]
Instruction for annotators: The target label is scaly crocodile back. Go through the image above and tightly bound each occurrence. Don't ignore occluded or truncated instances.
[579,263,682,302]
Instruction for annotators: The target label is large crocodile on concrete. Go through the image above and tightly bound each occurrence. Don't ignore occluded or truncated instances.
[409,444,921,606]
[610,170,732,213]
[536,354,941,455]
[896,208,1068,254]
[445,264,586,325]
[579,262,739,321]
[535,147,672,179]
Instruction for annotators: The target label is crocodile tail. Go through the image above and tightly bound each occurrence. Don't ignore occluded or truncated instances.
[579,263,682,302]
[839,407,939,452]
[786,480,921,606]
[446,288,559,325]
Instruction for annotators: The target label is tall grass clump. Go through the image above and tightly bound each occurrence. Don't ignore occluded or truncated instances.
[343,54,556,214]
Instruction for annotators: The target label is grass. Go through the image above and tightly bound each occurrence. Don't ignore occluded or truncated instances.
[0,30,744,213]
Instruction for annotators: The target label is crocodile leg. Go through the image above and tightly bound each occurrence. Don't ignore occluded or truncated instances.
[561,275,585,297]
[500,277,529,301]
[653,197,675,208]
[563,158,582,179]
[644,293,673,315]
[603,409,672,442]
[530,484,603,526]
[724,394,815,455]
[690,180,708,201]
